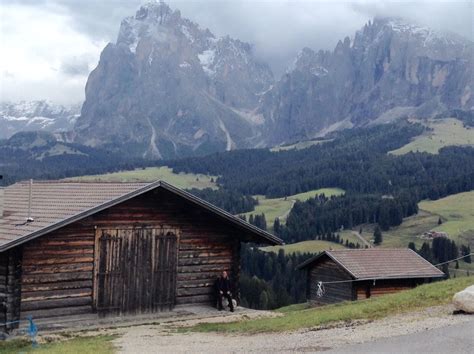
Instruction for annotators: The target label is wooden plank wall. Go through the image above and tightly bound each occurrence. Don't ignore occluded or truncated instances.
[18,188,242,320]
[20,226,95,320]
[355,279,420,300]
[308,257,354,305]
[0,248,22,331]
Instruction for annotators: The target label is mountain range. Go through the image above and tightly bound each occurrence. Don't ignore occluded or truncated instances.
[0,101,80,140]
[2,1,473,159]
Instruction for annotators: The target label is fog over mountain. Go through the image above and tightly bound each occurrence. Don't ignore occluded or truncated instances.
[1,0,472,103]
[1,1,472,159]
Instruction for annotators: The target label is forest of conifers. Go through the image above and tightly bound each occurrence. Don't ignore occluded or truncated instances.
[2,119,474,309]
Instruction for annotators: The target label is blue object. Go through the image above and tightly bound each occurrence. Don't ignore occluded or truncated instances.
[27,316,38,348]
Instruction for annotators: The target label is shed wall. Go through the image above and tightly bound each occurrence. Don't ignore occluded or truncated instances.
[308,257,354,305]
[17,188,241,320]
[0,248,22,331]
[355,279,423,300]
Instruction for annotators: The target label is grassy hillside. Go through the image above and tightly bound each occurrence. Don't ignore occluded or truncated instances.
[270,139,333,152]
[419,191,474,247]
[390,118,474,155]
[183,276,473,334]
[67,166,217,190]
[261,240,346,254]
[242,188,345,225]
[355,191,474,249]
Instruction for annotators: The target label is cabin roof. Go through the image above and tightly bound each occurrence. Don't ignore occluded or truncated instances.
[0,180,282,252]
[297,248,444,280]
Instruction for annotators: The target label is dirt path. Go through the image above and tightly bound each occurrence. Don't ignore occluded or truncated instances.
[279,199,296,221]
[351,230,372,248]
[112,305,471,353]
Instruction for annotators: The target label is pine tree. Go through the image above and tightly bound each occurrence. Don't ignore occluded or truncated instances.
[273,218,281,235]
[408,242,416,251]
[419,242,433,262]
[460,245,471,263]
[373,226,383,245]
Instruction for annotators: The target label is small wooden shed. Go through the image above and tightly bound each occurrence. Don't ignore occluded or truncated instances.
[297,249,444,305]
[0,180,282,331]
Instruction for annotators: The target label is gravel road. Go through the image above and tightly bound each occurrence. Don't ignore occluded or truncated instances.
[113,305,472,353]
[327,318,474,354]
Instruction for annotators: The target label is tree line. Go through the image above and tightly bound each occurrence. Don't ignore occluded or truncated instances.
[409,238,472,276]
[240,244,311,309]
[274,193,418,243]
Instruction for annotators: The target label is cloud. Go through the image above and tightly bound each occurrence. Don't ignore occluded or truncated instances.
[60,55,93,77]
[0,2,106,104]
[1,0,472,104]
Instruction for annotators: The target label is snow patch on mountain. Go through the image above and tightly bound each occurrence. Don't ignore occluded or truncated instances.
[198,49,216,76]
[0,101,80,139]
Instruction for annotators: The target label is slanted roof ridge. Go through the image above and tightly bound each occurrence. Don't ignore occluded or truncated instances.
[1,179,282,252]
[11,180,152,185]
[298,248,444,279]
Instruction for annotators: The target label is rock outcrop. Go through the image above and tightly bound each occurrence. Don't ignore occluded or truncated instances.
[0,101,80,140]
[260,17,473,145]
[74,1,273,159]
[453,285,474,313]
[72,2,473,157]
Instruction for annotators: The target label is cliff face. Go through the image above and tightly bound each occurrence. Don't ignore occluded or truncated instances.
[260,18,473,145]
[73,3,473,157]
[74,2,273,159]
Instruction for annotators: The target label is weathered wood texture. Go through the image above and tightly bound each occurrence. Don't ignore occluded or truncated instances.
[0,248,22,331]
[94,228,178,316]
[355,279,422,300]
[308,257,354,305]
[307,255,429,306]
[18,188,241,320]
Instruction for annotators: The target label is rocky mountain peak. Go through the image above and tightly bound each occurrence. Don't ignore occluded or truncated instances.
[70,3,471,158]
[259,17,473,145]
[0,101,80,140]
[353,17,472,60]
[117,1,200,54]
[74,1,274,159]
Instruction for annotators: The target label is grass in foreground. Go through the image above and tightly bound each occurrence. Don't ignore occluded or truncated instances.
[242,188,345,225]
[182,276,474,334]
[389,118,474,155]
[0,335,116,354]
[67,166,217,190]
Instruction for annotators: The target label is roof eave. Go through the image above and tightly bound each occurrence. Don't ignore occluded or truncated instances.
[157,181,282,245]
[0,180,282,252]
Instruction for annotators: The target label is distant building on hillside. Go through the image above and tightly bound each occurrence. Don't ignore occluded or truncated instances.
[297,249,444,305]
[421,231,448,239]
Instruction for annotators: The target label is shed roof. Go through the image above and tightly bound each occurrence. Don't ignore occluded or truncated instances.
[297,248,444,279]
[0,180,282,252]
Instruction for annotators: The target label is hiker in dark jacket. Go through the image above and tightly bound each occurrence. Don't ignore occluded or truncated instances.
[216,271,234,312]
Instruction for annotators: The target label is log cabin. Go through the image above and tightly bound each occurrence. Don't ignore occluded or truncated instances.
[0,180,282,332]
[297,249,445,305]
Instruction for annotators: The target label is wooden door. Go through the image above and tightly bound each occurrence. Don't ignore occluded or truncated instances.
[94,227,178,315]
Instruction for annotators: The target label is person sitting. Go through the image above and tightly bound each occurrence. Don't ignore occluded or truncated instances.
[216,271,234,312]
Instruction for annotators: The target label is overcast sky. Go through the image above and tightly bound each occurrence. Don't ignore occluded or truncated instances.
[0,0,472,104]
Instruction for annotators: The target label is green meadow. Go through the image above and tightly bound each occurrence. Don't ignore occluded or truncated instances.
[242,188,345,225]
[390,118,474,155]
[67,166,217,190]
